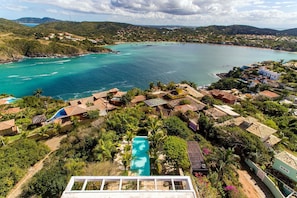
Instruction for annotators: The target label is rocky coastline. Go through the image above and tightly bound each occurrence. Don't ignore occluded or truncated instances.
[0,48,113,64]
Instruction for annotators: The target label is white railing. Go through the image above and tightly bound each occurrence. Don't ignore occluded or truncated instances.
[62,176,197,198]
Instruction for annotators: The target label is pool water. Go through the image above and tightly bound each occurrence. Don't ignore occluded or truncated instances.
[1,97,19,104]
[130,136,150,176]
[47,108,67,122]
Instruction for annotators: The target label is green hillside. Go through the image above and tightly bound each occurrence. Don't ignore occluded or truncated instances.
[1,19,297,63]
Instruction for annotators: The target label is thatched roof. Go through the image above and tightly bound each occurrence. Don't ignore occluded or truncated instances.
[32,115,47,124]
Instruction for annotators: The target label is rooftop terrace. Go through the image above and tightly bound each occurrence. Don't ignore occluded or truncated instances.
[62,176,197,198]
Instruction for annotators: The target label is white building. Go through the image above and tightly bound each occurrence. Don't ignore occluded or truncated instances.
[258,67,281,80]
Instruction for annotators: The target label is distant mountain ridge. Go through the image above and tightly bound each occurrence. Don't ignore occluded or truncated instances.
[202,25,297,36]
[9,17,297,36]
[15,17,61,24]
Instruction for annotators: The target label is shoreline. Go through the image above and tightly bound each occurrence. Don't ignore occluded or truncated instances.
[1,41,297,65]
[0,50,114,64]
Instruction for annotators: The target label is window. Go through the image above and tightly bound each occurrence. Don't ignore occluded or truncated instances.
[279,165,289,174]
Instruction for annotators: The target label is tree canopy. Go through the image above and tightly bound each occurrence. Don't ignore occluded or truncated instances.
[163,136,190,170]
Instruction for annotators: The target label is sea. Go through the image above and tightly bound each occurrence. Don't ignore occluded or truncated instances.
[1,42,297,100]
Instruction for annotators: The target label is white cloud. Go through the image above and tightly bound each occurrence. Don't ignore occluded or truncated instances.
[17,0,297,28]
[6,5,27,11]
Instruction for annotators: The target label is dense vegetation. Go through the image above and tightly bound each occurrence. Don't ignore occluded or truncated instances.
[0,139,49,197]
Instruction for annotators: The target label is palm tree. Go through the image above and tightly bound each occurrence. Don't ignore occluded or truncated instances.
[149,82,155,90]
[147,117,163,136]
[121,145,132,172]
[33,88,43,98]
[208,147,240,183]
[95,139,116,162]
[124,122,139,145]
[125,130,135,145]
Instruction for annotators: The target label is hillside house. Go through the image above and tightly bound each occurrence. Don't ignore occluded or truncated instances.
[272,151,297,183]
[209,90,237,104]
[0,119,19,136]
[131,95,146,104]
[258,90,280,100]
[258,67,280,80]
[220,116,281,146]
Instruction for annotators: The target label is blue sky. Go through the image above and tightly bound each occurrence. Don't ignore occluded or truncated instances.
[1,0,297,29]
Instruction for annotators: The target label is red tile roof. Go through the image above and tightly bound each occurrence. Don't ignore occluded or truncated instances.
[0,119,16,130]
[131,95,146,104]
[259,90,280,99]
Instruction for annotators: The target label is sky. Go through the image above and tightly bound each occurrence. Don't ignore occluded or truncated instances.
[1,0,297,29]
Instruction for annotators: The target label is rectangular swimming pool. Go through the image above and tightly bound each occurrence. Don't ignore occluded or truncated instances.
[130,136,150,176]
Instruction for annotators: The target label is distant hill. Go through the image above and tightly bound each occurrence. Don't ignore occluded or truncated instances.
[200,25,279,35]
[15,17,60,24]
[0,18,30,34]
[35,21,297,36]
[281,28,297,36]
[35,21,133,35]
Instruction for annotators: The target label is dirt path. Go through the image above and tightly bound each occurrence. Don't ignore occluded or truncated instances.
[6,135,66,198]
[238,169,265,198]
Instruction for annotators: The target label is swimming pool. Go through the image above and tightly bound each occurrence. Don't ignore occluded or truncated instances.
[47,108,67,122]
[1,97,19,104]
[130,136,150,176]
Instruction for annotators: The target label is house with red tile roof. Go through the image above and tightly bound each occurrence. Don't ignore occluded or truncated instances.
[258,90,280,100]
[131,95,146,104]
[0,119,19,136]
[209,90,238,104]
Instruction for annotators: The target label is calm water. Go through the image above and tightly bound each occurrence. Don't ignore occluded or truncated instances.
[1,42,297,100]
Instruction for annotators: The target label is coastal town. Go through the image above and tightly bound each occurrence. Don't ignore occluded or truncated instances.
[1,59,297,198]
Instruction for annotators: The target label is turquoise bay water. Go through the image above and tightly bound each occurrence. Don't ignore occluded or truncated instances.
[1,43,297,100]
[131,136,150,176]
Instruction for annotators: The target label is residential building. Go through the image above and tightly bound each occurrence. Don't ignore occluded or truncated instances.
[258,90,280,100]
[204,107,227,120]
[209,90,237,104]
[258,67,280,80]
[0,119,19,136]
[213,105,240,117]
[220,116,281,146]
[177,84,205,99]
[131,95,146,104]
[272,151,297,183]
